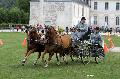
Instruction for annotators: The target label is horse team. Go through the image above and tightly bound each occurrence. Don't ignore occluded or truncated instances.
[22,26,104,67]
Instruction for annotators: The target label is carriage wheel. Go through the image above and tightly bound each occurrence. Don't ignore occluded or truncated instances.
[81,49,91,64]
[95,56,99,64]
[95,56,104,64]
[95,49,104,64]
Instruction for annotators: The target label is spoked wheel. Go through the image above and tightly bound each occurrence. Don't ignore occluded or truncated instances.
[95,49,104,64]
[95,56,99,64]
[81,49,91,64]
[95,56,104,64]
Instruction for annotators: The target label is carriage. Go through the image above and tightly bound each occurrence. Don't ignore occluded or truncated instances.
[72,38,105,64]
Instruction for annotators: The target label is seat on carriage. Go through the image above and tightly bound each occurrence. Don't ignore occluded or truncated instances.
[71,26,105,58]
[89,27,105,58]
[71,27,92,47]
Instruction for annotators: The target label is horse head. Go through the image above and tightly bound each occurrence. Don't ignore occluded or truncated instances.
[29,27,38,38]
[45,26,57,44]
[27,27,40,44]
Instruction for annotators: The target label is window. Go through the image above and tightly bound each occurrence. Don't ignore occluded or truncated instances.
[82,7,84,16]
[74,5,75,17]
[94,16,97,25]
[83,0,89,4]
[86,0,89,5]
[116,16,119,25]
[116,3,120,10]
[105,2,109,10]
[105,16,108,25]
[78,5,79,17]
[94,2,97,10]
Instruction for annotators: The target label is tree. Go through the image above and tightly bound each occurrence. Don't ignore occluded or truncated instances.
[9,7,21,23]
[0,7,8,23]
[16,0,30,24]
[20,10,29,24]
[0,0,30,24]
[0,0,16,9]
[16,0,30,12]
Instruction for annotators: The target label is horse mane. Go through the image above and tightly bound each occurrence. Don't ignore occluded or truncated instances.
[45,26,57,44]
[28,27,39,41]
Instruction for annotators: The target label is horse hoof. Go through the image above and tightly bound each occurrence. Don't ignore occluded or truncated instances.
[42,60,46,63]
[96,61,99,64]
[57,62,60,65]
[22,60,25,63]
[65,62,68,64]
[21,60,25,66]
[33,63,37,66]
[22,63,25,66]
[44,64,48,68]
[72,59,74,61]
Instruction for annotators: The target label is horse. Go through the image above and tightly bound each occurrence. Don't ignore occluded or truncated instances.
[41,26,73,67]
[22,27,45,66]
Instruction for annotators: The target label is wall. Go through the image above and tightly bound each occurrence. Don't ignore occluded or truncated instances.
[43,2,72,29]
[29,1,44,26]
[29,0,90,29]
[72,2,90,27]
[90,0,120,28]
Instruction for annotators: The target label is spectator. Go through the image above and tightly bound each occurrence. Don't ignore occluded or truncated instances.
[16,25,19,32]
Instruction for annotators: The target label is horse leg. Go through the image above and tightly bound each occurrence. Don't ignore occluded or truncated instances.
[44,53,54,67]
[22,49,35,66]
[60,49,67,64]
[56,53,63,65]
[70,52,74,61]
[24,49,29,57]
[33,52,41,65]
[70,48,74,61]
[56,53,60,65]
[56,53,59,62]
[41,51,47,63]
[62,54,68,64]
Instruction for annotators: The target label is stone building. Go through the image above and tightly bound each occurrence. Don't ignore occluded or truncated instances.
[90,0,120,29]
[29,0,90,29]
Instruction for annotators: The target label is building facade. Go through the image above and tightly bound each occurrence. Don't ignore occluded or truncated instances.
[90,0,120,29]
[29,0,90,29]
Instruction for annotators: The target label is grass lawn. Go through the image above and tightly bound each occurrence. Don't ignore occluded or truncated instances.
[0,32,120,79]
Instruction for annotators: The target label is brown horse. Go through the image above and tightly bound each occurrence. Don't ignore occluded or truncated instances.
[22,27,45,66]
[42,26,73,67]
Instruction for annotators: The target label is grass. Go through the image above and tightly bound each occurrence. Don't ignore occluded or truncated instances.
[104,35,120,47]
[0,32,120,79]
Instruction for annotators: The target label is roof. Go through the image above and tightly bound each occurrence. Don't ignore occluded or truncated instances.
[44,0,72,2]
[30,0,90,7]
[31,0,40,2]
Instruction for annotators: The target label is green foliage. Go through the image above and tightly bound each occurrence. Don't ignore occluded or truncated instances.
[16,0,30,12]
[0,7,8,23]
[0,0,16,9]
[9,7,21,23]
[0,0,30,25]
[20,11,29,24]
